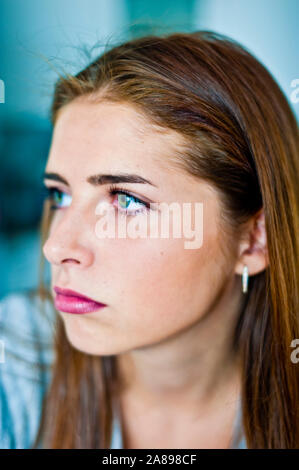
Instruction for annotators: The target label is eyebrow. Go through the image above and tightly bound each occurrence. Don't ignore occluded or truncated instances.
[43,172,157,187]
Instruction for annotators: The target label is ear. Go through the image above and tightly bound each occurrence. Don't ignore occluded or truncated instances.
[234,208,269,276]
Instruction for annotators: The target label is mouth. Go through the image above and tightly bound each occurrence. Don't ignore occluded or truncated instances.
[53,286,107,314]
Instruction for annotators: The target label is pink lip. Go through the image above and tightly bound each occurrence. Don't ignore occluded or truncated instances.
[53,286,107,314]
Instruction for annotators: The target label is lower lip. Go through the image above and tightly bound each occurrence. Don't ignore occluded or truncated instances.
[54,293,107,314]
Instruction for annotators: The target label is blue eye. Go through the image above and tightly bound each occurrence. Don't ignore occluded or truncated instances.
[109,186,150,216]
[44,187,72,210]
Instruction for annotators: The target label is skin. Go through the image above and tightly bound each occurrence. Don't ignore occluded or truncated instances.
[42,98,268,448]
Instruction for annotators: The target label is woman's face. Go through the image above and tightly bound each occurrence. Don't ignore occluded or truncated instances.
[43,99,240,355]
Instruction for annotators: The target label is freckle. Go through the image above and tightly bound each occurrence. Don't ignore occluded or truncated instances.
[160,251,164,256]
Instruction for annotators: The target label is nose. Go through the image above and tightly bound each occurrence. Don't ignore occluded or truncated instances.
[42,209,94,267]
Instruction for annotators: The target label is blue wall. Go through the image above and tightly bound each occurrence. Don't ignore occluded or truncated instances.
[196,0,299,122]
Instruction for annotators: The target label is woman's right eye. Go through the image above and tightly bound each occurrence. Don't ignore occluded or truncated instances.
[44,187,72,210]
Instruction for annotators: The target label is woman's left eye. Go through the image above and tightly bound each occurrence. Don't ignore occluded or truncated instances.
[109,187,150,216]
[43,187,72,210]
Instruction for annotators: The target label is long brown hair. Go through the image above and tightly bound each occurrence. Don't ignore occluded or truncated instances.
[32,30,299,448]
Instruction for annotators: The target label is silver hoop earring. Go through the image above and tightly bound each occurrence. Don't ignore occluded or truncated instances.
[242,265,249,293]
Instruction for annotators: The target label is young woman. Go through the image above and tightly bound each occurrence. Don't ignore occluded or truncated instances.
[1,30,298,449]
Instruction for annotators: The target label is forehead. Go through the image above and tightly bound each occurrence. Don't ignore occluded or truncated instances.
[49,99,185,173]
[47,99,218,204]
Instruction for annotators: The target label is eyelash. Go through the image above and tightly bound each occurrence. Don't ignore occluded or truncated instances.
[43,185,150,216]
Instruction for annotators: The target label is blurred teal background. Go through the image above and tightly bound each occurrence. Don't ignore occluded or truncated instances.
[0,0,298,299]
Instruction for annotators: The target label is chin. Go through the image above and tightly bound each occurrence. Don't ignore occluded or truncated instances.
[62,325,118,356]
[66,336,115,356]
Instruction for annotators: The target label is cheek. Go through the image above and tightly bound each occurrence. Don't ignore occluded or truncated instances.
[109,232,225,327]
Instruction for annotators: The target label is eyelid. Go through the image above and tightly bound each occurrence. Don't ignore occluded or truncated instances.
[112,192,149,208]
[108,184,152,207]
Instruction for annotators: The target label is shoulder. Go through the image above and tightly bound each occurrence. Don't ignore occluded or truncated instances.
[0,289,55,448]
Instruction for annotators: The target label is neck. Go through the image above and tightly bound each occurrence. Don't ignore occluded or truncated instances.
[115,276,244,414]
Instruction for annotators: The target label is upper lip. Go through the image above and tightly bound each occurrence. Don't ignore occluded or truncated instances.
[53,286,105,305]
